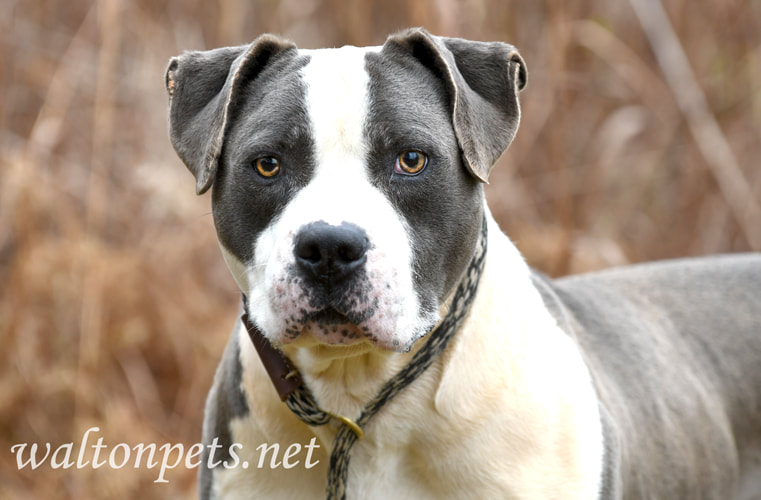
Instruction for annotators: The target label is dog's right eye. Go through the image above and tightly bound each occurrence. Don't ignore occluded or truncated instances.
[254,156,281,178]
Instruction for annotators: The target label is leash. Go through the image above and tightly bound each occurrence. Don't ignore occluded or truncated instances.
[241,215,488,499]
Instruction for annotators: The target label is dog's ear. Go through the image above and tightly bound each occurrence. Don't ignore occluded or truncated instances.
[165,35,297,194]
[385,28,527,183]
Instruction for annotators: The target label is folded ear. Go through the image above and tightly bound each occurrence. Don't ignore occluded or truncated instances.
[165,35,297,194]
[385,28,527,183]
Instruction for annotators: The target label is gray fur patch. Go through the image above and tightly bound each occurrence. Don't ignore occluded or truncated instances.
[543,254,761,499]
[199,327,249,499]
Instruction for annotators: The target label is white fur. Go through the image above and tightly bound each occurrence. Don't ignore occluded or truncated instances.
[214,208,605,499]
[244,45,437,352]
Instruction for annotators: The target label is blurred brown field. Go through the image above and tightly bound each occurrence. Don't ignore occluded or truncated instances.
[1,0,759,498]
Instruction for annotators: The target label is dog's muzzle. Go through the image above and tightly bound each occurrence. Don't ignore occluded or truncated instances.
[289,221,375,333]
[267,216,422,350]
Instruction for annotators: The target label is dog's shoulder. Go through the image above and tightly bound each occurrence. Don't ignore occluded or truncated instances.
[204,323,250,440]
[199,324,249,498]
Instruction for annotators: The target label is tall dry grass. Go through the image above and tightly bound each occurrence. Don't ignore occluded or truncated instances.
[1,0,759,498]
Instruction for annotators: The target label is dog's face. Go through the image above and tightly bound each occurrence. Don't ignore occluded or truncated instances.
[166,29,526,352]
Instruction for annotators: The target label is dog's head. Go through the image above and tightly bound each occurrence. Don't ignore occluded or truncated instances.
[166,28,526,352]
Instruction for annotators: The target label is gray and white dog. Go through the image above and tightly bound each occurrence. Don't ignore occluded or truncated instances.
[165,28,761,499]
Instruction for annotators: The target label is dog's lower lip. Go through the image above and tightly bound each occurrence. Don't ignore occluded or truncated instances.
[307,308,352,325]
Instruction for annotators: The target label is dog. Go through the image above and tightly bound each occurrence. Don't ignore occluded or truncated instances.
[165,28,761,499]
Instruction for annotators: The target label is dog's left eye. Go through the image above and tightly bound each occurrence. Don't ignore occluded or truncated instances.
[254,156,281,178]
[395,150,427,175]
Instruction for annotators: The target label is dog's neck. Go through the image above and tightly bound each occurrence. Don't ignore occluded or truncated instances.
[280,318,433,420]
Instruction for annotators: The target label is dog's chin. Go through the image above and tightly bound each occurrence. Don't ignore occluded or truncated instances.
[281,322,398,352]
[275,308,426,353]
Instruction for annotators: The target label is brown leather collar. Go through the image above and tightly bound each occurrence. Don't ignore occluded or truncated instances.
[241,301,302,401]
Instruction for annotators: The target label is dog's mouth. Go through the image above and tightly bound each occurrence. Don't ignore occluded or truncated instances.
[305,307,354,325]
[283,306,372,346]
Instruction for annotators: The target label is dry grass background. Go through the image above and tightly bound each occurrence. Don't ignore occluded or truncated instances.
[1,0,759,498]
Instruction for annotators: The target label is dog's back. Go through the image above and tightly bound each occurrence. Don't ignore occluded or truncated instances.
[540,254,761,499]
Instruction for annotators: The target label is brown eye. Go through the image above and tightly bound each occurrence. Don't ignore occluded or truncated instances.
[254,156,281,177]
[395,150,427,175]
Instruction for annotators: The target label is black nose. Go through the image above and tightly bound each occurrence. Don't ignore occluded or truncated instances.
[294,222,369,287]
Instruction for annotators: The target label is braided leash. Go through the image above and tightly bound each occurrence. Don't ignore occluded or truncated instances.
[242,215,488,499]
